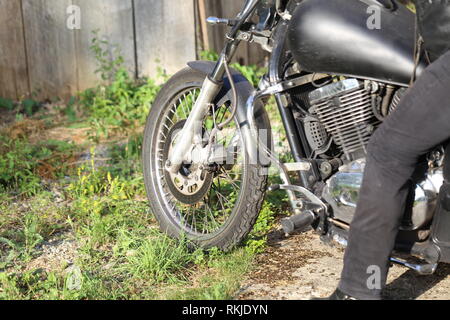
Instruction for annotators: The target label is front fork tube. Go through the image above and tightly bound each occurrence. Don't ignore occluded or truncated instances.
[166,76,222,174]
[166,45,238,174]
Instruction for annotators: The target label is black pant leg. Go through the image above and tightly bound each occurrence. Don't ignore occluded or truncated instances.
[338,50,450,300]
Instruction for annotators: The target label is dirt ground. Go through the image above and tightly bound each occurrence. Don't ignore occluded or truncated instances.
[238,229,450,300]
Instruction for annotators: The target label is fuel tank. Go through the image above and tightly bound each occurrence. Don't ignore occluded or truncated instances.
[287,0,426,86]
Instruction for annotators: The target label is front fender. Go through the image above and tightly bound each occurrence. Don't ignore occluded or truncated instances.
[187,61,273,166]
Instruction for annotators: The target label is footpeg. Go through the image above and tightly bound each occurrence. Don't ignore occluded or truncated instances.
[390,257,438,275]
[281,211,316,235]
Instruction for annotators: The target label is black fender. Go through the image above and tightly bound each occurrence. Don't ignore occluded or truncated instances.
[187,61,272,166]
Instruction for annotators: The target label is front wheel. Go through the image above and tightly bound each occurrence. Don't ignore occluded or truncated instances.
[142,67,267,250]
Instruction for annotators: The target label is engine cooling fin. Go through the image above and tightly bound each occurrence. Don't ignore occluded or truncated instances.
[309,79,381,160]
[390,87,408,113]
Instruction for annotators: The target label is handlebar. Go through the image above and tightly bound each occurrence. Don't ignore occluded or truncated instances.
[227,0,260,39]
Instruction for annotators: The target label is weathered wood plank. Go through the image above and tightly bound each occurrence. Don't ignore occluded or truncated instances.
[1,0,221,100]
[73,0,136,91]
[22,0,77,100]
[134,0,197,78]
[0,0,29,100]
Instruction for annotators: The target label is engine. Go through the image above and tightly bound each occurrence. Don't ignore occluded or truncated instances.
[308,78,381,161]
[303,78,443,231]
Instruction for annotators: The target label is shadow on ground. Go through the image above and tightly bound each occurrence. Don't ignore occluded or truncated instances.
[238,230,450,300]
[384,263,450,300]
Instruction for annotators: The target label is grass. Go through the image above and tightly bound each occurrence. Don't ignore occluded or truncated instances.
[0,34,289,300]
[0,133,78,197]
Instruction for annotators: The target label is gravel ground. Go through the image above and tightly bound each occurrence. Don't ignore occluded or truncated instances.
[238,230,450,300]
[24,232,79,273]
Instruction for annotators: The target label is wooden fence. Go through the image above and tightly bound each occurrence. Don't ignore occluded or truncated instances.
[0,0,265,101]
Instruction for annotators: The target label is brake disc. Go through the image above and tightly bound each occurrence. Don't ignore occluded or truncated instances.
[163,120,214,205]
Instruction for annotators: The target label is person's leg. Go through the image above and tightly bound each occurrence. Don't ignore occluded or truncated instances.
[338,50,450,300]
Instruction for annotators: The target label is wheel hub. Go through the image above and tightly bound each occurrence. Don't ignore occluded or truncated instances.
[163,121,213,204]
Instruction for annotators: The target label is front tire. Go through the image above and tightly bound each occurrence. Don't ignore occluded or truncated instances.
[142,67,267,251]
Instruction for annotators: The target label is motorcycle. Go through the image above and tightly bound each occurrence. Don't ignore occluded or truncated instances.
[142,0,450,275]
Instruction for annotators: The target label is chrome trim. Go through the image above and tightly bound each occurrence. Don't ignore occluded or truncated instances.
[277,184,327,212]
[246,73,330,212]
[323,159,443,230]
[258,73,330,97]
[166,77,221,174]
[284,162,312,172]
[246,90,299,211]
[390,257,438,276]
[207,16,232,26]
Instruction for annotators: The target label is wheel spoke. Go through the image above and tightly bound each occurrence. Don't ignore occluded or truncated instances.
[154,87,245,236]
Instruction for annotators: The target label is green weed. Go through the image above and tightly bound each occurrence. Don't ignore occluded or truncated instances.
[200,50,266,87]
[77,31,162,142]
[0,97,14,111]
[0,135,77,196]
[21,99,40,117]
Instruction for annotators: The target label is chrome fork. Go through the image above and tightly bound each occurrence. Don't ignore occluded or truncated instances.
[165,77,222,174]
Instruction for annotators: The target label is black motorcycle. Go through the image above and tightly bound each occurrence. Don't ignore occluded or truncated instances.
[142,0,450,275]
